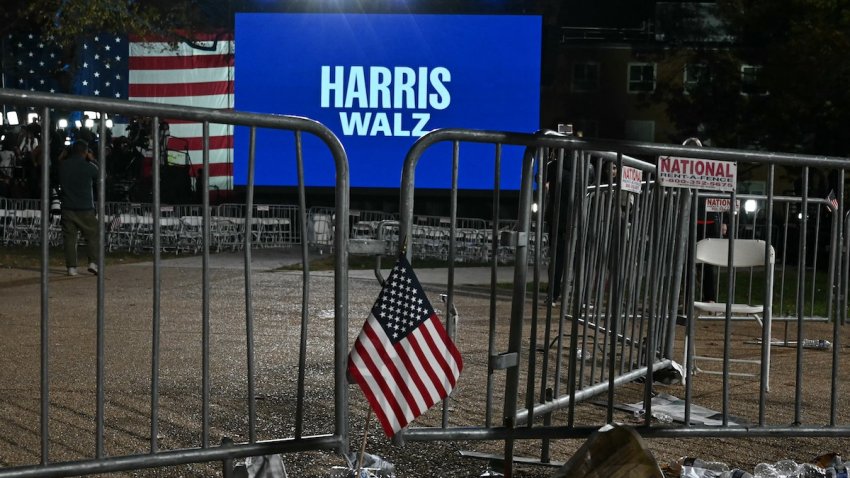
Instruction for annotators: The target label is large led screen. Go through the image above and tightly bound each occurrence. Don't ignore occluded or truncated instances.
[234,13,541,189]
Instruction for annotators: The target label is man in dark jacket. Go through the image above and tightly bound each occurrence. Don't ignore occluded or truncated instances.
[58,140,99,276]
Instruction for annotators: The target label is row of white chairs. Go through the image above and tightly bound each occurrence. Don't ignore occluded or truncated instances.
[0,199,301,253]
[1,198,544,263]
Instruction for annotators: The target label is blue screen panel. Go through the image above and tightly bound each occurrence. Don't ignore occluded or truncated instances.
[234,13,541,189]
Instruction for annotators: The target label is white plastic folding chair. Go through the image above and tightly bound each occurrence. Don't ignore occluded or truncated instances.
[685,238,776,390]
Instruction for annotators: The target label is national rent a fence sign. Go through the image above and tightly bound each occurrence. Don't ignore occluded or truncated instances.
[657,156,737,192]
[620,166,643,194]
[705,197,740,213]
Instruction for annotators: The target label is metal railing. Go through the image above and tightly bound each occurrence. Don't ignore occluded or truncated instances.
[0,88,350,477]
[395,127,850,476]
[3,86,850,477]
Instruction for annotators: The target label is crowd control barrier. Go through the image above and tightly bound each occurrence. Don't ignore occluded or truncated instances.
[396,128,850,477]
[0,88,350,477]
[3,86,850,477]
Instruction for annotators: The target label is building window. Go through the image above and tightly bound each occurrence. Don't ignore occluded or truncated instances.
[741,64,768,96]
[572,62,599,92]
[628,63,656,93]
[684,63,710,94]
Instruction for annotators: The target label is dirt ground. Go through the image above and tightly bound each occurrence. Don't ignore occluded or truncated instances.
[1,251,849,477]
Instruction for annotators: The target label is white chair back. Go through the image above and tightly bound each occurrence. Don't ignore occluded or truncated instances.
[695,238,775,268]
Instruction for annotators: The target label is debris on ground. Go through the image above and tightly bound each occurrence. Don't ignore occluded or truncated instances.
[752,454,847,478]
[617,393,746,426]
[329,452,396,478]
[652,361,685,385]
[802,339,833,350]
[667,456,752,477]
[232,454,287,478]
[552,424,663,477]
[748,338,833,350]
[662,452,847,478]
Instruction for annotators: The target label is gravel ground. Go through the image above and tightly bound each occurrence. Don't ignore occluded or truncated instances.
[1,252,849,477]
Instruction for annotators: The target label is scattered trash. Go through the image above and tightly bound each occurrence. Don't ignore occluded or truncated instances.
[232,454,287,478]
[749,338,833,350]
[652,361,685,385]
[802,339,833,350]
[552,424,663,477]
[632,409,673,424]
[479,468,504,477]
[617,393,746,426]
[726,472,753,478]
[663,454,847,478]
[753,454,847,478]
[671,456,752,477]
[811,452,844,470]
[329,452,396,478]
[575,347,589,361]
[317,309,335,319]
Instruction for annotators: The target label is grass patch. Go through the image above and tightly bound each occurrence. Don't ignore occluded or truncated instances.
[716,267,833,318]
[518,267,833,317]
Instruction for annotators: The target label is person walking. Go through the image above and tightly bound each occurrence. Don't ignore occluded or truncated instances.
[58,140,99,276]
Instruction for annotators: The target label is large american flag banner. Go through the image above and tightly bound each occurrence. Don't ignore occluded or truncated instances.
[4,31,234,192]
[129,33,234,192]
[348,253,463,437]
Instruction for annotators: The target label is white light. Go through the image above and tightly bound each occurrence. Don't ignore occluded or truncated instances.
[744,199,757,213]
[105,119,114,128]
[85,118,95,128]
[27,112,39,124]
[74,120,82,128]
[7,111,19,125]
[798,212,804,220]
[64,138,71,146]
[531,202,538,213]
[58,119,68,129]
[84,110,99,120]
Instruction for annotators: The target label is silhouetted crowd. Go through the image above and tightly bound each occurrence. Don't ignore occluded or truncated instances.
[0,116,169,202]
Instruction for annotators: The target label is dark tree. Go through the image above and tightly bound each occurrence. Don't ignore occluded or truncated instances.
[658,0,850,157]
[0,0,222,48]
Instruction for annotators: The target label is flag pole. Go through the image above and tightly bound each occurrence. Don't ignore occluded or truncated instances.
[355,407,372,476]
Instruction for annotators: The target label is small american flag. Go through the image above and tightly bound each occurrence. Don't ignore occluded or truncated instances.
[827,190,839,213]
[348,253,463,437]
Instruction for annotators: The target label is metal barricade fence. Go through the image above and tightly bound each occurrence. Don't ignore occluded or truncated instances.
[696,192,839,324]
[251,204,299,248]
[307,207,397,254]
[350,209,397,237]
[396,128,850,476]
[5,193,574,266]
[0,88,350,477]
[3,88,850,477]
[214,202,249,252]
[0,196,9,244]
